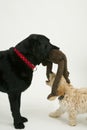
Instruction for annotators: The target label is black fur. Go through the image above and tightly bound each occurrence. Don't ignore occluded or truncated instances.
[0,34,58,129]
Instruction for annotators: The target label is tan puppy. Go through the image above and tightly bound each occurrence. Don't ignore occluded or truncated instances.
[46,73,87,126]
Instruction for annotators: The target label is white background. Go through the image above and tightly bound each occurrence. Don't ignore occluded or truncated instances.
[0,0,87,130]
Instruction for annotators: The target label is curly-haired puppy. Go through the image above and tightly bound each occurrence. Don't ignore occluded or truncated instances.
[46,73,87,126]
[0,34,59,129]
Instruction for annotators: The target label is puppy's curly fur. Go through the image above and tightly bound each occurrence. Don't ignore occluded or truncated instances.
[46,73,87,126]
[43,49,70,99]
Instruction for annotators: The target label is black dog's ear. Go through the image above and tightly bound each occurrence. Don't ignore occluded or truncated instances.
[15,35,39,55]
[15,37,29,54]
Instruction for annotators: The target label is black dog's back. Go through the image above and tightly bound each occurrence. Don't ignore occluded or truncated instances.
[0,49,33,93]
[0,50,10,92]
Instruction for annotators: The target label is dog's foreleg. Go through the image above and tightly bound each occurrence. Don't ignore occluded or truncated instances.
[8,92,27,129]
[68,110,77,126]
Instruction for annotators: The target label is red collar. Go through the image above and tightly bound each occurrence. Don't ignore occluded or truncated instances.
[14,48,36,70]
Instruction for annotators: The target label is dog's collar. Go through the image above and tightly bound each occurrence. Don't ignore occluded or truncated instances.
[13,48,36,71]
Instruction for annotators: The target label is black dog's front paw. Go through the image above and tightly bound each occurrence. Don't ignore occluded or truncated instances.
[14,122,25,129]
[20,116,28,123]
[14,116,28,129]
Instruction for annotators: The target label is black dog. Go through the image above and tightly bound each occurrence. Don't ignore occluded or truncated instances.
[0,34,58,129]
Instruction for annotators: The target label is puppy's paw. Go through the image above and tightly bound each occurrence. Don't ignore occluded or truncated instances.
[67,78,70,84]
[69,121,77,126]
[45,80,50,86]
[49,112,59,118]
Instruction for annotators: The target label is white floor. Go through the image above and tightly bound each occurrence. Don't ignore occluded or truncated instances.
[0,68,87,130]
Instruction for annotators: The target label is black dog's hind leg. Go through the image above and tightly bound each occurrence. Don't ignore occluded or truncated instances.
[8,92,28,129]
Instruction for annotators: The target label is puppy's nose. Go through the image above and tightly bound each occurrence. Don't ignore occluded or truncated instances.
[46,80,50,83]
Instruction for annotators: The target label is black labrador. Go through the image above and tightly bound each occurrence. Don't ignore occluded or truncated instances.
[0,34,58,129]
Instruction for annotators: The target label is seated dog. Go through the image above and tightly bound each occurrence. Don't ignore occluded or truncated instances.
[46,73,87,126]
